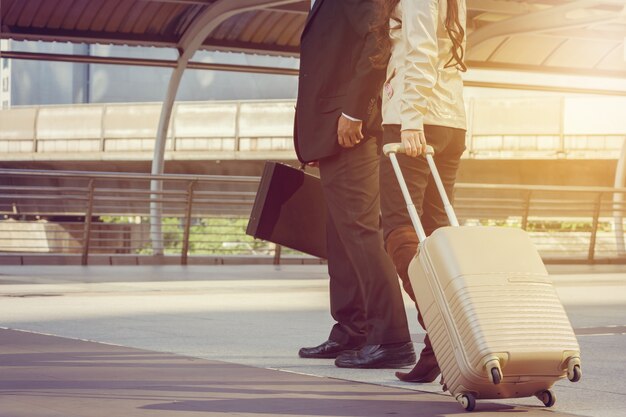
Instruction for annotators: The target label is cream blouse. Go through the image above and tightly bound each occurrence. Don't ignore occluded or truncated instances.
[381,0,467,131]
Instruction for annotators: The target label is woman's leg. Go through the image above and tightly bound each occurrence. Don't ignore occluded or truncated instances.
[385,225,439,382]
[421,126,466,236]
[380,124,440,382]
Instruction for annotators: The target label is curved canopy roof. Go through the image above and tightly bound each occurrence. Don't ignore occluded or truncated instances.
[1,0,308,55]
[1,0,625,77]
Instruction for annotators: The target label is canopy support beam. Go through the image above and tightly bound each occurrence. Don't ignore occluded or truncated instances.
[149,0,300,256]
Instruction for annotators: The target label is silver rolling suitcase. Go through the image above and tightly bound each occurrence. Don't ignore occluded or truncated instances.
[384,143,582,412]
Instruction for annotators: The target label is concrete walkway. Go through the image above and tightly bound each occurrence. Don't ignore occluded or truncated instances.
[0,328,582,417]
[0,265,625,417]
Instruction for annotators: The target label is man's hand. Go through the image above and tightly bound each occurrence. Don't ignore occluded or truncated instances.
[337,114,364,148]
[401,129,427,157]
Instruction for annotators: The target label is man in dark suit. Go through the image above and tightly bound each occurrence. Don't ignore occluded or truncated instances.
[295,0,415,368]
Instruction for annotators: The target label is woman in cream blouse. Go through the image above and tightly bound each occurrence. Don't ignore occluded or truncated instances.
[373,0,468,382]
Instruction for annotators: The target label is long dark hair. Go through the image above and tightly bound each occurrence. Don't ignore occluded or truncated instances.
[371,0,467,72]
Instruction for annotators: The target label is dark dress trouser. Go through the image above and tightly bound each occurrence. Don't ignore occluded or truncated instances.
[319,136,411,346]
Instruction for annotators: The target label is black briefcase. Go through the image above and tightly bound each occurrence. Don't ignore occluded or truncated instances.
[246,162,327,259]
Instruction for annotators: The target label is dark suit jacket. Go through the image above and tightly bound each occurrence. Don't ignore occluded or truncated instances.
[294,0,385,163]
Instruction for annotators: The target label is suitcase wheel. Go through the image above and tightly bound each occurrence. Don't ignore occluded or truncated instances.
[485,359,503,385]
[490,367,502,385]
[457,393,476,412]
[536,389,556,407]
[568,364,582,382]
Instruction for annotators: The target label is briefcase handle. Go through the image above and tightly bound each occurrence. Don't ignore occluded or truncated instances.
[300,162,319,170]
[383,143,459,242]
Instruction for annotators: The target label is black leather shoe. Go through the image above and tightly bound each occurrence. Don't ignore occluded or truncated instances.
[395,350,440,382]
[299,340,358,359]
[335,342,416,368]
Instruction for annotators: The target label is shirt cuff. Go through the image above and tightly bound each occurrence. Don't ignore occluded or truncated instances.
[341,112,362,122]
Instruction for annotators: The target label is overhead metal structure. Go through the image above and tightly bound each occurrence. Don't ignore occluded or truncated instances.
[2,0,626,254]
[2,0,626,76]
[2,0,308,255]
[148,0,302,255]
[467,0,626,77]
[0,0,307,56]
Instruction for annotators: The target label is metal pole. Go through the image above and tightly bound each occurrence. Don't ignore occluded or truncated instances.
[235,101,242,152]
[1,51,300,75]
[181,180,196,265]
[150,61,185,257]
[33,106,40,153]
[149,0,300,257]
[521,190,532,231]
[588,192,603,263]
[613,137,626,256]
[558,97,565,158]
[467,98,475,157]
[100,105,106,152]
[273,244,282,265]
[81,179,95,266]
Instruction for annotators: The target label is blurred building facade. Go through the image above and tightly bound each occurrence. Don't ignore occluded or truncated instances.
[1,40,625,187]
[3,41,299,107]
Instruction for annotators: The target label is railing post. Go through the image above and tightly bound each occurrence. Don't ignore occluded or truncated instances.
[557,97,566,158]
[615,191,626,256]
[100,105,106,152]
[588,192,603,263]
[273,244,282,265]
[33,106,40,153]
[150,179,164,257]
[521,190,532,231]
[235,101,241,152]
[466,97,475,158]
[171,102,178,152]
[81,179,95,266]
[181,180,196,266]
[613,137,626,256]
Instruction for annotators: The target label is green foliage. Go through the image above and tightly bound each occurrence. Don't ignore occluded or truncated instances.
[469,218,612,232]
[100,215,135,224]
[187,217,268,255]
[99,215,277,255]
[526,220,611,233]
[99,215,615,257]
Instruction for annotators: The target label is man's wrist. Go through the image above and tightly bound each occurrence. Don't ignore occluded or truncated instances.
[341,112,362,122]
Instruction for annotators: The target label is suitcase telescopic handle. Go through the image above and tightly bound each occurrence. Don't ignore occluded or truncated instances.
[383,143,460,243]
[383,143,434,156]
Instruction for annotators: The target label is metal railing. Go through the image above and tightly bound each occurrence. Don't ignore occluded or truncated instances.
[1,168,625,265]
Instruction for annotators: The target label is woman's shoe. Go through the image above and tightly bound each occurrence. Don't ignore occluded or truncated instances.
[395,351,440,382]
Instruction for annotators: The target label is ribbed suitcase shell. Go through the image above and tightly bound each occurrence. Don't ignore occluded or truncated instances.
[408,225,581,401]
